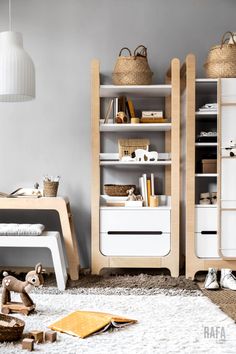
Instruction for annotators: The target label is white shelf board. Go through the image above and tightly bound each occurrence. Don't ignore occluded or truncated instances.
[195,204,217,208]
[100,123,172,132]
[195,173,218,177]
[100,206,171,210]
[100,85,171,98]
[100,161,171,166]
[195,111,217,117]
[195,142,218,147]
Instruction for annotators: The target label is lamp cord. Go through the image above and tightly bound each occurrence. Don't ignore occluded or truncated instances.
[9,0,12,31]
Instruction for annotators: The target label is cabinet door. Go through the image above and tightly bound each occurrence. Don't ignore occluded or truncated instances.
[221,79,236,104]
[221,210,236,258]
[221,159,236,207]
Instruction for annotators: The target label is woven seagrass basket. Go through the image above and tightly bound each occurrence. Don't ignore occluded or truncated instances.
[204,31,236,78]
[43,181,59,197]
[112,45,153,85]
[0,314,25,342]
[104,184,136,196]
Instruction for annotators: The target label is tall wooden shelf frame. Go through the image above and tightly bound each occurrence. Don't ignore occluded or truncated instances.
[91,59,180,276]
[182,54,236,279]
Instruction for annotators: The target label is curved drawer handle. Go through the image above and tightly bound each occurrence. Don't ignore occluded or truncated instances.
[108,231,163,235]
[201,231,217,235]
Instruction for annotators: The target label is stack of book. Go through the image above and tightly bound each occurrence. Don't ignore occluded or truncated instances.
[140,111,167,123]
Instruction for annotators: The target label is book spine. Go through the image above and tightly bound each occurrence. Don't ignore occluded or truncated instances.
[142,173,148,207]
[151,173,155,196]
[127,100,136,118]
[104,99,114,124]
[113,98,119,121]
[118,95,126,112]
[147,179,151,206]
[139,177,145,203]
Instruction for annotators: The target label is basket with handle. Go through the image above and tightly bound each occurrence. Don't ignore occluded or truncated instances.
[112,45,153,85]
[204,31,236,78]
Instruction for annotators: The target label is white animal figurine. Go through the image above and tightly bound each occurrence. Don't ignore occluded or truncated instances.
[225,140,236,157]
[134,149,158,162]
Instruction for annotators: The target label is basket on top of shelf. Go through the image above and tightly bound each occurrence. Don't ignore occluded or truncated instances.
[104,184,136,196]
[112,45,153,85]
[118,138,150,159]
[204,31,236,78]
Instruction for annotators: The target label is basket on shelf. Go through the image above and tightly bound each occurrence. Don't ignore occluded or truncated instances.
[204,31,236,78]
[112,45,153,85]
[104,184,136,196]
[0,314,25,342]
[118,139,150,159]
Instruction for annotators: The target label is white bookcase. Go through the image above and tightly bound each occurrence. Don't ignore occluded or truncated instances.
[91,59,180,276]
[182,54,236,279]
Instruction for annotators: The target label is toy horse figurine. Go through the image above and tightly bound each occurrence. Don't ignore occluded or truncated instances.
[1,263,44,315]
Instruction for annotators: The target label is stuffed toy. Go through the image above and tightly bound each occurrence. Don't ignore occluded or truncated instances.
[1,263,44,308]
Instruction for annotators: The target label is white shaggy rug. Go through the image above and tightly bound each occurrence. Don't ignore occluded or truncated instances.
[1,292,236,354]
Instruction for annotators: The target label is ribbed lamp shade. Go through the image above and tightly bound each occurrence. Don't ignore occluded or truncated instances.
[0,31,35,102]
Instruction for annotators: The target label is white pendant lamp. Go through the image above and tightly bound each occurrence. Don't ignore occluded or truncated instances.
[0,0,35,102]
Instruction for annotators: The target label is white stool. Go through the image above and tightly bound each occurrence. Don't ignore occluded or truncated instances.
[0,232,67,291]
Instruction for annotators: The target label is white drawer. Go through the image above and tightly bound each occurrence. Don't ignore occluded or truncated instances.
[100,232,170,257]
[195,233,219,258]
[100,209,170,233]
[221,79,236,103]
[195,207,217,233]
[221,210,236,258]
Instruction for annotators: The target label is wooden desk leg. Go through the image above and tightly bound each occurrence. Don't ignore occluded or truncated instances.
[66,203,80,266]
[57,202,79,280]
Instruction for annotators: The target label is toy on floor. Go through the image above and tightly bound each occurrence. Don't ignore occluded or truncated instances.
[22,330,57,351]
[1,263,44,316]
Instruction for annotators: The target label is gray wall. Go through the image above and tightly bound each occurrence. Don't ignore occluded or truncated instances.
[0,0,235,268]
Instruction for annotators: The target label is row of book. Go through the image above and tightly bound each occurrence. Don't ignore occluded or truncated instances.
[104,96,135,123]
[139,173,155,207]
[104,96,166,123]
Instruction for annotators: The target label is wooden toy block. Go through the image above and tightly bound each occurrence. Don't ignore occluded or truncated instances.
[45,330,57,342]
[28,330,44,343]
[22,338,34,351]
